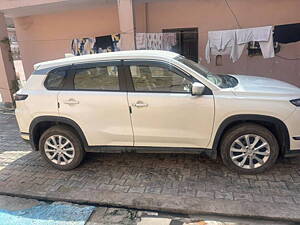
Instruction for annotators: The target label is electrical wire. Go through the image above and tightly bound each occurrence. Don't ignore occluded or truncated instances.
[224,0,241,29]
[15,31,202,43]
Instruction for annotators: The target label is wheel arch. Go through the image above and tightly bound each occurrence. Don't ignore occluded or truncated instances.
[212,114,290,157]
[29,116,88,151]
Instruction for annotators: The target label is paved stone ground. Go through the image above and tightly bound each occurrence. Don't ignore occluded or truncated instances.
[0,113,300,221]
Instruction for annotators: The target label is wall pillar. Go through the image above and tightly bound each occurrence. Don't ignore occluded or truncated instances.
[117,0,135,50]
[0,13,17,106]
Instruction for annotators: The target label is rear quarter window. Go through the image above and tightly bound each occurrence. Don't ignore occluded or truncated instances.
[44,70,67,89]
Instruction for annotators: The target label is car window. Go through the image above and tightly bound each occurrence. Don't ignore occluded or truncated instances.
[45,70,67,89]
[176,56,238,88]
[73,66,119,90]
[130,65,192,93]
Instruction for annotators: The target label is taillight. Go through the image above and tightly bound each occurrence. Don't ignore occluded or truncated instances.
[14,94,28,101]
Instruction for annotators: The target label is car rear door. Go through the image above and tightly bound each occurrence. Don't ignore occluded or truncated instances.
[57,61,133,147]
[125,60,215,148]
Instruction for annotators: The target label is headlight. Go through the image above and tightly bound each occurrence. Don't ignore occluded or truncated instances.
[290,99,300,107]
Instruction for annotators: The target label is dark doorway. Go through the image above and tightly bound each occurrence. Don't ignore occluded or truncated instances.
[163,28,198,62]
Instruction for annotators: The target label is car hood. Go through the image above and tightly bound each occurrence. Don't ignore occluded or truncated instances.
[230,75,300,97]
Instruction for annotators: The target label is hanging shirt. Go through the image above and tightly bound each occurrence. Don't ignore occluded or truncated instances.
[274,23,300,44]
[71,38,81,56]
[205,30,238,63]
[236,26,274,59]
[83,38,96,54]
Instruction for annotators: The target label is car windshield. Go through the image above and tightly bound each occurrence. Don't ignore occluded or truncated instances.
[175,56,238,88]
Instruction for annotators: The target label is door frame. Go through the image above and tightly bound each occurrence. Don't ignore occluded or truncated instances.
[58,60,127,92]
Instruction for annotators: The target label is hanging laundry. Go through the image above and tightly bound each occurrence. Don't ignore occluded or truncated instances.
[146,33,163,50]
[71,34,121,55]
[205,30,238,63]
[205,26,275,63]
[274,23,300,44]
[236,26,274,59]
[162,33,177,51]
[71,38,95,56]
[71,38,81,56]
[136,33,147,50]
[135,33,177,51]
[111,34,121,51]
[83,38,96,54]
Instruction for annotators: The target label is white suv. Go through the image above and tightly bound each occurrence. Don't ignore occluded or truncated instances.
[15,50,300,174]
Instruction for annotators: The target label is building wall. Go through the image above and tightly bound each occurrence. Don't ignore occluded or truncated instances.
[13,0,300,87]
[14,4,120,78]
[134,0,300,87]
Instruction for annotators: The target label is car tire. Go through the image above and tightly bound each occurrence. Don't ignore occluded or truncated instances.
[220,123,279,174]
[39,125,85,170]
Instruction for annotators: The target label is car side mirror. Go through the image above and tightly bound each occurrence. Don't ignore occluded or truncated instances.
[191,82,205,96]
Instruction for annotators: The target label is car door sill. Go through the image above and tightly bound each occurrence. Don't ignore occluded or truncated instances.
[86,146,217,159]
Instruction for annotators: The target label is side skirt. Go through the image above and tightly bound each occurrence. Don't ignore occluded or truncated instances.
[85,146,217,159]
[284,149,300,158]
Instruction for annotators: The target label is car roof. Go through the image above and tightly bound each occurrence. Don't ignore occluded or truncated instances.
[34,50,180,70]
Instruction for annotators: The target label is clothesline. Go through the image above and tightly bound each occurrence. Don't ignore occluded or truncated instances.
[14,32,199,43]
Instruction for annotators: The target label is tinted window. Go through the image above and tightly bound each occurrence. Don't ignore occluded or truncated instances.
[73,66,119,90]
[45,70,66,89]
[130,65,192,93]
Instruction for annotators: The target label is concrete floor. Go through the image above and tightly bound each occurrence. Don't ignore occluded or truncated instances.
[0,195,296,225]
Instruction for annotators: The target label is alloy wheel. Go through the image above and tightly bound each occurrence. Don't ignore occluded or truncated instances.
[44,135,75,165]
[229,134,271,169]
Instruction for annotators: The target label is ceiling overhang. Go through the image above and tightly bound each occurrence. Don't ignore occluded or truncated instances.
[1,0,117,17]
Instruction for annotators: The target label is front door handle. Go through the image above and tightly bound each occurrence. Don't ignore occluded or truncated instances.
[133,101,148,108]
[63,98,79,105]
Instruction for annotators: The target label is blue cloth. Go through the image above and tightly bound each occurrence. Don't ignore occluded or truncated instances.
[0,202,95,225]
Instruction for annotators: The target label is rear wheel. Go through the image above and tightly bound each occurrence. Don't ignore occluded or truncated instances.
[39,125,85,170]
[220,123,279,174]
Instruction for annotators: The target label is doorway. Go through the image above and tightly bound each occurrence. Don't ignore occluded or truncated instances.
[163,28,199,62]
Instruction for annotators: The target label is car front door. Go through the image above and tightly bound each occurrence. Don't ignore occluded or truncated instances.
[57,61,133,147]
[125,60,215,148]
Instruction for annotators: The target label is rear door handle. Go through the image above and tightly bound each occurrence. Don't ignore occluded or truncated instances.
[63,99,79,105]
[132,101,148,108]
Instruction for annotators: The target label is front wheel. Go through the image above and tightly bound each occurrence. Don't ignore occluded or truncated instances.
[220,123,279,174]
[39,125,85,170]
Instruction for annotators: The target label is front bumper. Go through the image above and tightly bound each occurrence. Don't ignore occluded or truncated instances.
[21,132,30,140]
[285,108,300,150]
